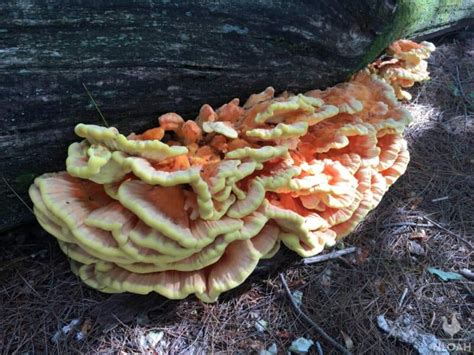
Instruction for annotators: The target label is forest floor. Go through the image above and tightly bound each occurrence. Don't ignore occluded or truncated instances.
[1,36,473,354]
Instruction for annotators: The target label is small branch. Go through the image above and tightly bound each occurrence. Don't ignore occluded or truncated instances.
[422,216,472,248]
[279,273,351,355]
[431,196,449,203]
[302,247,357,265]
[382,222,433,228]
[315,341,324,355]
[398,287,408,309]
[459,268,474,280]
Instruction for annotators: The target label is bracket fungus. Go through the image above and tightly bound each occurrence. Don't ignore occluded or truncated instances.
[370,40,435,100]
[30,40,434,302]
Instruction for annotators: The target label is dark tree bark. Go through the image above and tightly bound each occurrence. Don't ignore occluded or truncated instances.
[1,0,473,231]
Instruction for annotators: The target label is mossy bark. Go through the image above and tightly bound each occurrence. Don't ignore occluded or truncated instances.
[360,0,474,69]
[0,0,473,231]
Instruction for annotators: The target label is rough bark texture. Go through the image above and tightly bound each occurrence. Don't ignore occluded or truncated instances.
[1,0,473,231]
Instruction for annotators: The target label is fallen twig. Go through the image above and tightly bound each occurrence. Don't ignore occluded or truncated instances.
[279,273,351,355]
[431,196,449,202]
[422,216,472,248]
[459,268,474,280]
[315,341,324,355]
[381,222,433,228]
[397,287,408,309]
[302,247,357,265]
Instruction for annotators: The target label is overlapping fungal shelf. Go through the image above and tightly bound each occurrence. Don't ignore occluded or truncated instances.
[29,40,434,302]
[371,40,435,100]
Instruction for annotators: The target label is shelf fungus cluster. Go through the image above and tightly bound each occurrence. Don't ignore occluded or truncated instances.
[370,39,435,100]
[29,40,434,302]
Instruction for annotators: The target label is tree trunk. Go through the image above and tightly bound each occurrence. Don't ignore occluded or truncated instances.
[1,0,473,231]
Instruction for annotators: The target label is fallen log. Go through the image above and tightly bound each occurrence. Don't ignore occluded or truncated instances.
[1,0,473,231]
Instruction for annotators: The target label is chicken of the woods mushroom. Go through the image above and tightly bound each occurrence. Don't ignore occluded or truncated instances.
[29,39,434,302]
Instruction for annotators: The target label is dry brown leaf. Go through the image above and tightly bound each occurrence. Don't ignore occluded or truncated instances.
[373,278,386,295]
[275,330,292,339]
[409,197,423,210]
[355,247,370,265]
[80,318,92,337]
[409,229,428,242]
[290,279,306,288]
[248,340,264,351]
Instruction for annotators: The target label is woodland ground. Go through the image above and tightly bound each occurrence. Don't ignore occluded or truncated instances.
[1,35,472,354]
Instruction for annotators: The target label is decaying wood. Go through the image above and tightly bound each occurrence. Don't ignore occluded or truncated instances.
[1,0,473,231]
